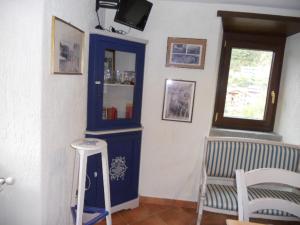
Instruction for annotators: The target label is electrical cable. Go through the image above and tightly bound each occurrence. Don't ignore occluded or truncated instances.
[95,10,104,30]
[70,152,92,199]
[85,174,91,191]
[108,26,131,35]
[95,3,131,35]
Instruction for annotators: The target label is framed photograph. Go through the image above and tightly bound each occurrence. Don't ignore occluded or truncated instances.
[166,37,207,69]
[162,79,196,123]
[51,16,84,74]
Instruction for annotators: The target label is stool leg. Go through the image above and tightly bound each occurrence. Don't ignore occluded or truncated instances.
[101,150,112,225]
[76,152,87,225]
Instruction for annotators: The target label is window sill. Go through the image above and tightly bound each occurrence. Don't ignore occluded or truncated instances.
[209,127,282,142]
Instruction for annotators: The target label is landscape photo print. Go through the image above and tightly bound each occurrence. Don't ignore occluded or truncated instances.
[166,37,206,69]
[51,16,84,74]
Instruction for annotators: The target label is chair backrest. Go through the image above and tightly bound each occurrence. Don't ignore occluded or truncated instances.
[205,137,300,178]
[236,168,300,221]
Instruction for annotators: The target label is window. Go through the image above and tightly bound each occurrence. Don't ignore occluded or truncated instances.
[213,33,285,131]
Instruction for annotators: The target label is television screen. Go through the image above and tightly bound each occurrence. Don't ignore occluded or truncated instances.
[114,0,153,31]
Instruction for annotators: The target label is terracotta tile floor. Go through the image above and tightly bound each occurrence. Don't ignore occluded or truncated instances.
[97,203,300,225]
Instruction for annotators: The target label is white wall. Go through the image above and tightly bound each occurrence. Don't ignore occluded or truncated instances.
[105,1,300,201]
[275,33,300,145]
[41,0,96,224]
[0,0,44,224]
[0,0,102,223]
[1,1,299,224]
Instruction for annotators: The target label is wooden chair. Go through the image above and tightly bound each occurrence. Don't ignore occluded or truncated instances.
[226,219,266,225]
[236,168,300,222]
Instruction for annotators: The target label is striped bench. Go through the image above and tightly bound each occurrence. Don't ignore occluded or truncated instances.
[196,137,300,225]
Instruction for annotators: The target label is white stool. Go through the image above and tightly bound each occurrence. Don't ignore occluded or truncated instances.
[71,138,112,225]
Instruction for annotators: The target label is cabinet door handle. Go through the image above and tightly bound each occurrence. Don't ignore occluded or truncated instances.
[95,81,101,85]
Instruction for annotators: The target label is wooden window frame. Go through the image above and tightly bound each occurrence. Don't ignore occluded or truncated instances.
[213,32,286,132]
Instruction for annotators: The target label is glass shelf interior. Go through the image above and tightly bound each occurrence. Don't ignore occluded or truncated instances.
[102,49,136,120]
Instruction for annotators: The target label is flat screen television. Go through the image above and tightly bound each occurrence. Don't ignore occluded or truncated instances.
[114,0,153,31]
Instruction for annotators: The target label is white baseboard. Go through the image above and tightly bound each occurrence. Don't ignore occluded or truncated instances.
[111,198,139,213]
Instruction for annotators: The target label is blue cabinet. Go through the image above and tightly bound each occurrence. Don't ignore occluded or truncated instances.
[85,33,146,212]
[87,34,146,131]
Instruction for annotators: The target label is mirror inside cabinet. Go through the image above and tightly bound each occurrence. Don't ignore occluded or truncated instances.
[102,50,136,120]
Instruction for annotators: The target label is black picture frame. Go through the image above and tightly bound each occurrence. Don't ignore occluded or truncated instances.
[162,79,196,123]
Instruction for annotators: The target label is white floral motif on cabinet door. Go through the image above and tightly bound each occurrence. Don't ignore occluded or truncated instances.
[110,156,128,181]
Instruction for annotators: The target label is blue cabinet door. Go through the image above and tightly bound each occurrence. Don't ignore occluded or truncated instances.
[85,131,142,208]
[87,34,145,131]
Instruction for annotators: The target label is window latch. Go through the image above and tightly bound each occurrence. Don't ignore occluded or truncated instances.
[271,91,276,104]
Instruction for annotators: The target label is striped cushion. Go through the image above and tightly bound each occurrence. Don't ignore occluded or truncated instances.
[206,140,300,178]
[205,184,300,217]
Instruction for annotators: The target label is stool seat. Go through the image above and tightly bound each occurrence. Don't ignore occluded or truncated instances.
[71,138,107,154]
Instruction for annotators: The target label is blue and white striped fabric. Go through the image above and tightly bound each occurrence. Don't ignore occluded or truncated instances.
[206,140,300,178]
[205,184,300,217]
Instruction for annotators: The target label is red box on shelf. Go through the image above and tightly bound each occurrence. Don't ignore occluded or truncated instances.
[106,107,118,120]
[126,103,133,119]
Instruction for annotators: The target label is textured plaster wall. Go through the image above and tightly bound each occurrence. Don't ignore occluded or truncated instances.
[105,2,300,201]
[0,0,100,223]
[41,0,96,224]
[275,33,300,145]
[0,0,44,224]
[0,1,299,224]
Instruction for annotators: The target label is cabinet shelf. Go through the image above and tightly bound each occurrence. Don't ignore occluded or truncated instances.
[104,83,134,88]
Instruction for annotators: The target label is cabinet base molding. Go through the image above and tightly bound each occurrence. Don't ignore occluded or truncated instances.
[139,196,197,209]
[112,198,139,213]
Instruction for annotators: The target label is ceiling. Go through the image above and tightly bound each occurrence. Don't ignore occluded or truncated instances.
[161,0,300,10]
